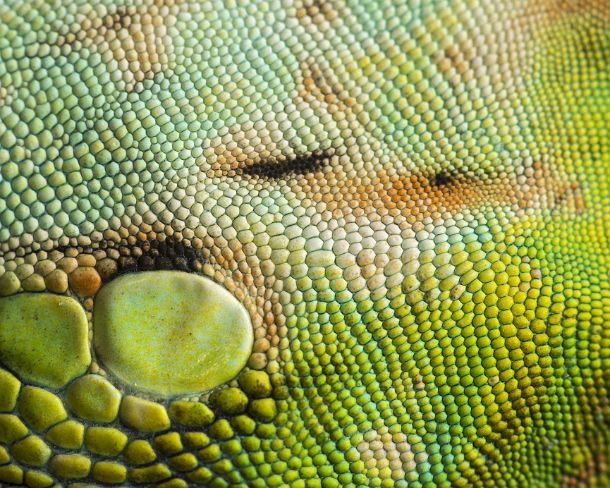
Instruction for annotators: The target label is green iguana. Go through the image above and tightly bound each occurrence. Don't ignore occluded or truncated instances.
[0,0,608,486]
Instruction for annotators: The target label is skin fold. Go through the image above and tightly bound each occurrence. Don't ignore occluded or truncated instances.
[0,0,608,486]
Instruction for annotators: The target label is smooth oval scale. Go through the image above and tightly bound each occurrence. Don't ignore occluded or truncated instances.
[93,271,253,397]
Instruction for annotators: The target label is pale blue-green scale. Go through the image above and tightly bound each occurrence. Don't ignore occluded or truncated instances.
[185,7,312,150]
[356,4,496,173]
[311,8,422,168]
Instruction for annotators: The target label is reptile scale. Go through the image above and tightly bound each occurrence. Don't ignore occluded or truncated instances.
[0,0,608,486]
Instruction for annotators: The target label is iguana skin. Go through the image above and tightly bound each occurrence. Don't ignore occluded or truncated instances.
[0,0,608,486]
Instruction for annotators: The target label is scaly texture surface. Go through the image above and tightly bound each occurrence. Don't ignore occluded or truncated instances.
[0,0,609,486]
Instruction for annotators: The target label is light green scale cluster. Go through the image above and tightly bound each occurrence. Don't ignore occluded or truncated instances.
[0,0,609,486]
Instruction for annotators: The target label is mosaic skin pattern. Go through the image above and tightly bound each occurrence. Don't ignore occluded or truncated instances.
[0,0,609,486]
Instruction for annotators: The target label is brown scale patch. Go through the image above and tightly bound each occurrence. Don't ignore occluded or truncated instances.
[437,43,474,74]
[342,168,511,219]
[204,123,287,177]
[299,60,357,111]
[517,0,602,28]
[296,0,338,24]
[287,156,583,222]
[535,0,610,22]
[69,266,102,297]
[204,236,282,355]
[551,180,585,212]
[380,169,505,215]
[434,40,477,85]
[57,0,181,91]
[205,142,252,178]
[561,452,608,487]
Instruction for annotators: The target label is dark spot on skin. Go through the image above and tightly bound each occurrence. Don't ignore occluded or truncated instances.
[47,234,208,279]
[138,255,156,271]
[432,171,455,187]
[118,256,137,272]
[240,152,331,179]
[115,236,206,275]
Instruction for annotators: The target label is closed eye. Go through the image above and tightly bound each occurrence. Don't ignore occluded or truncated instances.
[239,152,330,179]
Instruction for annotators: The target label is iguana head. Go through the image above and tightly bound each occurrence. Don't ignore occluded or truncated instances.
[0,0,609,486]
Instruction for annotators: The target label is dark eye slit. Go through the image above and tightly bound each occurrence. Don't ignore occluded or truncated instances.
[430,168,474,187]
[432,171,454,186]
[239,152,330,178]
